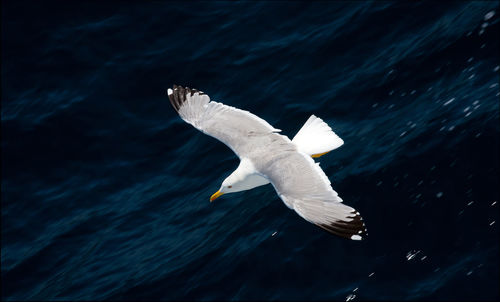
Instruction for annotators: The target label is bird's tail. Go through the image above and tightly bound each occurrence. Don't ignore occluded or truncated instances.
[291,115,344,158]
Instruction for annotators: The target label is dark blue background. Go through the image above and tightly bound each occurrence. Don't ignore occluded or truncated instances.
[2,1,499,300]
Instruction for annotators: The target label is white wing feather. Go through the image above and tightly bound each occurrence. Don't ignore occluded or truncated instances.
[168,85,281,158]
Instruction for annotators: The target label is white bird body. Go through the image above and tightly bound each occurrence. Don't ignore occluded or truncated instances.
[168,85,367,240]
[224,115,346,193]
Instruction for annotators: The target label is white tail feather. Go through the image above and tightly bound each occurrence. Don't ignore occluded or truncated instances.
[291,115,344,156]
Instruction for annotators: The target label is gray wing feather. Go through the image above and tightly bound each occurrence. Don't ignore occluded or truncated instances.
[168,85,281,158]
[260,151,368,240]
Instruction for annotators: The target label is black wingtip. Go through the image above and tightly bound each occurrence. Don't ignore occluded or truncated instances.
[167,84,206,113]
[316,211,368,241]
[167,84,184,112]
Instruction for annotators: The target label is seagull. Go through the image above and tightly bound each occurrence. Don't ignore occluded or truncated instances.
[168,85,367,240]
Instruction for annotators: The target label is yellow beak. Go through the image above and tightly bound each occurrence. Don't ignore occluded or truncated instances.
[210,190,224,202]
[311,151,330,158]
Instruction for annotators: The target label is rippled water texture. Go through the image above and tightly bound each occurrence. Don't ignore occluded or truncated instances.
[2,1,499,300]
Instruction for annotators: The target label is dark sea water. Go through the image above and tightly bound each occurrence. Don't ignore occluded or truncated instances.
[2,1,500,300]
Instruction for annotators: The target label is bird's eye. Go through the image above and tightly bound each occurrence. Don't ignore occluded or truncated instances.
[228,186,232,188]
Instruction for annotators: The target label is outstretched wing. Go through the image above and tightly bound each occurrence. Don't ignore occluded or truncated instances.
[261,151,368,240]
[168,85,282,158]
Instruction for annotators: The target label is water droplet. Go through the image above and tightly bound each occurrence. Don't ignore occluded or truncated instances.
[443,98,455,106]
[406,250,421,260]
[436,192,443,198]
[485,10,495,21]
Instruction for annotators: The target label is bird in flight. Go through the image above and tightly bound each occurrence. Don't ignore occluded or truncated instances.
[168,85,367,240]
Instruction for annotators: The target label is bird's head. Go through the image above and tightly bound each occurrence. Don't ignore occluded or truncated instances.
[210,174,243,202]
